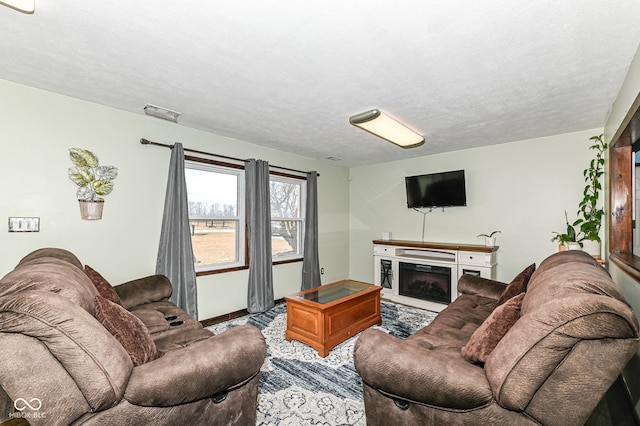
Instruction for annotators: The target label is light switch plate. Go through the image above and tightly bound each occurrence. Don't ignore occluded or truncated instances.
[8,217,40,232]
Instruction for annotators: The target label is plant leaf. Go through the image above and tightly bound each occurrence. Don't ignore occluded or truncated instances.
[69,148,99,168]
[93,180,114,196]
[77,186,94,200]
[94,165,118,181]
[68,166,94,186]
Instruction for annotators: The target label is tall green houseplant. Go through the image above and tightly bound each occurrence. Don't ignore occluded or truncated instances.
[575,134,607,242]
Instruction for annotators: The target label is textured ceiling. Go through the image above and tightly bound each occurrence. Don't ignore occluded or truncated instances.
[2,1,640,167]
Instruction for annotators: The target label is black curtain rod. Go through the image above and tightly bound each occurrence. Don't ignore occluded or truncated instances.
[140,138,318,177]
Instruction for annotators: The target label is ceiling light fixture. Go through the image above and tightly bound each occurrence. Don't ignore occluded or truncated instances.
[349,109,424,148]
[0,0,35,13]
[143,104,180,123]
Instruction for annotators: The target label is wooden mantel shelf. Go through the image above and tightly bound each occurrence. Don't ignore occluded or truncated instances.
[372,239,498,253]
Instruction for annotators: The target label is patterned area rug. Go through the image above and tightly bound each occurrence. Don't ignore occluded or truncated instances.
[207,300,437,425]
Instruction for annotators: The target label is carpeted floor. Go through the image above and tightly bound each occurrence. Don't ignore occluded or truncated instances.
[207,300,437,425]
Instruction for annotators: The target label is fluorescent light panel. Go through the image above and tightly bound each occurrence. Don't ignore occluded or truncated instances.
[0,0,34,13]
[144,104,180,123]
[349,109,424,148]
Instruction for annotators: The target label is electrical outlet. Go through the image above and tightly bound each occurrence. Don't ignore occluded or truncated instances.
[320,267,325,275]
[8,217,40,232]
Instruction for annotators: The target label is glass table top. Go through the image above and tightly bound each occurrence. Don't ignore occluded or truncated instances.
[294,280,372,304]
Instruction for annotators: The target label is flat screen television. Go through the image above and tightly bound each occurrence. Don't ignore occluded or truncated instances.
[405,170,466,208]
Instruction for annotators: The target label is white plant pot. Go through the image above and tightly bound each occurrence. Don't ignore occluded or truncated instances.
[581,239,601,259]
[565,242,581,251]
[484,236,496,247]
[79,198,104,220]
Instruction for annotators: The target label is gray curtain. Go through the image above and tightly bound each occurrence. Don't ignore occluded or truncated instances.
[301,171,321,290]
[246,159,274,313]
[156,143,198,319]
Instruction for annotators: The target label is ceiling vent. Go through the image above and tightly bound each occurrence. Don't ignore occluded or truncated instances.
[144,104,180,123]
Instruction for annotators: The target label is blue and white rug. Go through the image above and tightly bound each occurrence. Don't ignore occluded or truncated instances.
[207,300,437,425]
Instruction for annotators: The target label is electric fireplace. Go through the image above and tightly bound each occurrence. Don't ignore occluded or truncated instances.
[373,242,497,312]
[398,262,452,304]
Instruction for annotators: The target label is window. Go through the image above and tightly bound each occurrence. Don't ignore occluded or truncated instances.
[270,174,306,261]
[185,159,245,272]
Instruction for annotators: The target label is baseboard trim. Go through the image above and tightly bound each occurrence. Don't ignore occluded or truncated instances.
[200,298,286,327]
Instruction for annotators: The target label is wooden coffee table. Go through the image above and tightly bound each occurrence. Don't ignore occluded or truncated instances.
[284,280,382,357]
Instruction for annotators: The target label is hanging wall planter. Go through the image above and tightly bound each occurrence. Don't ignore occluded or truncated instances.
[78,198,105,220]
[68,148,117,220]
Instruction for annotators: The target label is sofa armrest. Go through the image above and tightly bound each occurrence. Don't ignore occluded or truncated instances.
[124,324,266,406]
[457,274,507,300]
[114,275,173,309]
[354,328,492,409]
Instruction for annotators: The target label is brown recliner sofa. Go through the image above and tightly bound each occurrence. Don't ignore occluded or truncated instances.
[354,250,640,425]
[0,248,266,425]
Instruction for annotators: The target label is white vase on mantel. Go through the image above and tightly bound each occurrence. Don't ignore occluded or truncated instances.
[581,239,601,259]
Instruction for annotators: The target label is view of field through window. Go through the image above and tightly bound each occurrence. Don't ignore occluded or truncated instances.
[189,220,296,265]
[185,164,303,269]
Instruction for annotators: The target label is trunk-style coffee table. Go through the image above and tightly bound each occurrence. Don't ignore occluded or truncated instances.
[284,280,382,357]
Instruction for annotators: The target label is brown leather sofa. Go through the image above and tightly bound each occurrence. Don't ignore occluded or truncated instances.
[354,250,639,425]
[0,248,266,425]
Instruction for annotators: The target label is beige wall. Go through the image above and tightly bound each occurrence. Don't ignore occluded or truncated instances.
[348,129,600,284]
[604,41,640,415]
[0,79,350,320]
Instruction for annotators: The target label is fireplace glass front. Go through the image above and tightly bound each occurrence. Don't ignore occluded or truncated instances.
[398,261,452,304]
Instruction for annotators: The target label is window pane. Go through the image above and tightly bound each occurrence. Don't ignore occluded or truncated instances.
[190,219,238,266]
[185,161,245,271]
[270,176,305,260]
[270,180,300,218]
[186,168,238,216]
[272,220,299,258]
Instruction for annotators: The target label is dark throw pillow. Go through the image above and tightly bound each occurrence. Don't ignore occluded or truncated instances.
[85,265,124,306]
[495,263,535,306]
[94,295,162,366]
[461,292,525,364]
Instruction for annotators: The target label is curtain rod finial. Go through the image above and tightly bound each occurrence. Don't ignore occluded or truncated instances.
[140,138,150,145]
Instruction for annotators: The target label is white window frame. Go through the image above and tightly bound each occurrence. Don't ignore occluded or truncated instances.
[185,159,246,272]
[270,174,306,262]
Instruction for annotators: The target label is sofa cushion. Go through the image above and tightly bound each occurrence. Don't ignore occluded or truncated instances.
[522,251,624,314]
[85,265,124,306]
[129,301,204,339]
[130,309,171,334]
[0,290,132,412]
[17,247,84,270]
[461,292,524,364]
[114,275,173,310]
[495,263,535,306]
[0,259,98,314]
[485,293,639,415]
[153,327,214,351]
[94,295,162,366]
